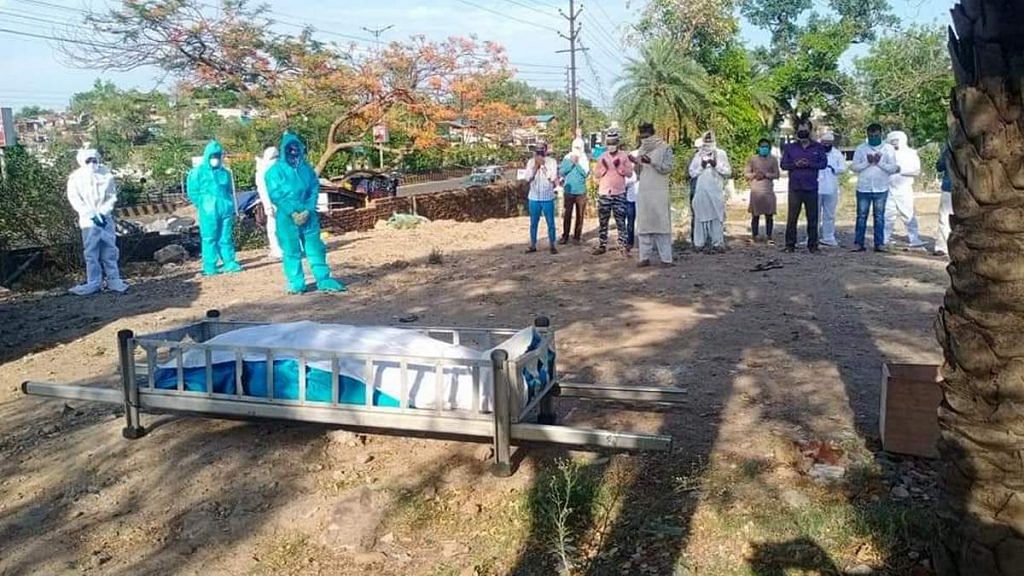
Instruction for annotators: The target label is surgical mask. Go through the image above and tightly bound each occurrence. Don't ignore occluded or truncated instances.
[868,136,883,147]
[535,150,547,158]
[209,157,222,168]
[607,145,618,154]
[757,146,770,157]
[824,144,833,152]
[797,129,810,140]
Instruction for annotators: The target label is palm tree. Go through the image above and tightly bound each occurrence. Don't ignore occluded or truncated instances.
[613,38,708,141]
[935,2,1024,574]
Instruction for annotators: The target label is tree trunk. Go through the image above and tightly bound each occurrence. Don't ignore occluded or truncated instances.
[935,2,1024,574]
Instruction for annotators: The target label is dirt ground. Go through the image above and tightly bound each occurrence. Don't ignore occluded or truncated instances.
[0,195,949,576]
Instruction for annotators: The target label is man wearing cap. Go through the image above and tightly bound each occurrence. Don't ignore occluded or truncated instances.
[524,141,560,254]
[817,132,847,247]
[593,130,634,255]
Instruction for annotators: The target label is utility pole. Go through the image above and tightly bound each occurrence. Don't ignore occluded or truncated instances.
[556,0,586,134]
[362,25,394,169]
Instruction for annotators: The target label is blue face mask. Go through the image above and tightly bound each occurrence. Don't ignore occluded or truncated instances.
[868,135,883,147]
[757,146,770,157]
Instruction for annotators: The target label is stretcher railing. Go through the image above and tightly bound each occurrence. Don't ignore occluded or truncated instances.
[23,311,686,476]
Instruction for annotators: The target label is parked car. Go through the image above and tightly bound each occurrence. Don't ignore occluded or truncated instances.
[319,170,400,211]
[466,165,504,186]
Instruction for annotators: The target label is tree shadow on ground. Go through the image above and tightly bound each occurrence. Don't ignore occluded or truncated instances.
[0,269,202,365]
[2,218,948,575]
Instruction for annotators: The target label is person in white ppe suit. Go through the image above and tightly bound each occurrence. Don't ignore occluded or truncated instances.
[67,148,129,295]
[884,131,925,247]
[688,131,732,252]
[818,132,847,247]
[255,146,283,260]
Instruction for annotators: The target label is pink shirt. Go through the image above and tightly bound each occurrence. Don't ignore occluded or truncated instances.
[595,150,634,196]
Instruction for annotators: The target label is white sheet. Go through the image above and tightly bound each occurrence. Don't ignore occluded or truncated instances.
[160,321,538,412]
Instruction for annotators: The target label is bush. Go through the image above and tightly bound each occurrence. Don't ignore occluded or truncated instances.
[0,146,81,270]
[916,142,942,193]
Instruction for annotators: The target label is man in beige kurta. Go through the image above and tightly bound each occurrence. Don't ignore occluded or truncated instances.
[632,122,675,266]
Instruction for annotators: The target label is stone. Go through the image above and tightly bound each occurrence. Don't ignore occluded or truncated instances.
[320,487,384,552]
[154,244,188,265]
[808,464,846,483]
[847,564,874,575]
[780,489,810,510]
[360,454,375,465]
[891,486,910,500]
[379,532,395,545]
[441,541,469,558]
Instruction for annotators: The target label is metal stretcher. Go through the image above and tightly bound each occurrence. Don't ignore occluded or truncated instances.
[22,311,685,476]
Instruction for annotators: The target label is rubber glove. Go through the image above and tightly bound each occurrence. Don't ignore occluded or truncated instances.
[292,210,309,226]
[91,215,106,228]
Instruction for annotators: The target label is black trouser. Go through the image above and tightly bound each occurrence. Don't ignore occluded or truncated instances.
[562,194,587,241]
[689,178,697,243]
[786,189,819,249]
[752,215,774,237]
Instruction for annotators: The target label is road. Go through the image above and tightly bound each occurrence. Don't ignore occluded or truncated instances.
[397,170,518,197]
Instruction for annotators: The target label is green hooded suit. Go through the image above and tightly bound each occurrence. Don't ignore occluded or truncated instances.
[264,133,345,293]
[186,140,242,275]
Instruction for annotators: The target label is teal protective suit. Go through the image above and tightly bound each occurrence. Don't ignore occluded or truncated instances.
[187,140,242,275]
[264,133,345,294]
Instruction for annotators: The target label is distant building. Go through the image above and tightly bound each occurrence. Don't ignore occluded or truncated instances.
[512,113,556,147]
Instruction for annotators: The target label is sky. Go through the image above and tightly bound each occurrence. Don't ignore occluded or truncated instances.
[0,0,955,113]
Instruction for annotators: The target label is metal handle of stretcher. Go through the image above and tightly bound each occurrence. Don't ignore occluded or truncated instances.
[22,311,682,477]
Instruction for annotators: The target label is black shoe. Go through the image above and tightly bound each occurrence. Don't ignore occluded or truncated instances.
[558,237,569,245]
[808,246,820,254]
[550,246,558,255]
[592,246,607,255]
[874,246,888,253]
[573,238,582,246]
[851,245,866,252]
[525,246,537,253]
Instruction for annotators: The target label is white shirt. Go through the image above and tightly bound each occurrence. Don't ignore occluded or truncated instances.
[625,149,639,202]
[851,142,899,194]
[817,147,847,196]
[525,156,559,201]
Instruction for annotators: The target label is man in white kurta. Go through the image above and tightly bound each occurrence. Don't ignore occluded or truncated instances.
[688,131,732,251]
[632,122,675,266]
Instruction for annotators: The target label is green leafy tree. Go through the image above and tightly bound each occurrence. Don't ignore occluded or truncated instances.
[0,146,80,269]
[14,106,55,120]
[614,38,709,143]
[854,25,953,145]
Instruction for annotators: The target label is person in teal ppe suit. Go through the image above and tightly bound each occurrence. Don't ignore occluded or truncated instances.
[187,140,243,276]
[264,132,346,294]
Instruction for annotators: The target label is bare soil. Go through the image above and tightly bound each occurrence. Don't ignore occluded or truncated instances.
[0,196,949,575]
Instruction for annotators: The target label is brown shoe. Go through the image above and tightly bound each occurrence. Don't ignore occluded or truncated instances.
[592,246,607,255]
[558,237,569,245]
[638,259,651,268]
[550,246,558,254]
[525,246,537,254]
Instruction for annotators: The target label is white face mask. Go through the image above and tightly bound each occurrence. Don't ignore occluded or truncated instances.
[209,158,222,168]
[607,145,618,154]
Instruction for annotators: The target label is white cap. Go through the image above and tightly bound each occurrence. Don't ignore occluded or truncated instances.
[821,132,836,143]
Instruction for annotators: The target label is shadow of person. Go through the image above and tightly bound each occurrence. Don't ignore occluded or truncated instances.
[748,537,844,576]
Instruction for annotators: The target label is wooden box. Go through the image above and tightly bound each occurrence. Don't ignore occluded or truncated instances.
[880,363,943,458]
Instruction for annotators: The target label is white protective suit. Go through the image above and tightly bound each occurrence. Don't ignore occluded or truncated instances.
[818,139,846,246]
[66,149,128,295]
[885,131,924,247]
[255,146,282,259]
[688,133,732,250]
